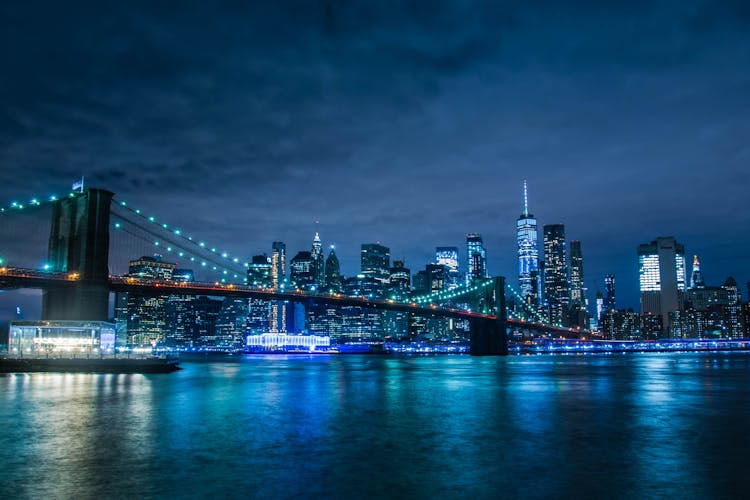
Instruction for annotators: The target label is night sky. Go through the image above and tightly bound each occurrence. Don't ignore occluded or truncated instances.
[1,1,749,314]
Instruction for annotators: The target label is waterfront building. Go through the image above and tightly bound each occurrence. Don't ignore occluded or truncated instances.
[436,246,460,290]
[516,180,539,304]
[122,255,177,346]
[466,233,487,285]
[8,321,116,355]
[600,309,640,340]
[361,243,390,285]
[324,246,342,292]
[543,224,569,327]
[245,333,330,351]
[721,277,742,339]
[638,236,687,336]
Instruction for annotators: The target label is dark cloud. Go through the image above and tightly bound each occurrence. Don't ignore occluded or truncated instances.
[1,0,749,317]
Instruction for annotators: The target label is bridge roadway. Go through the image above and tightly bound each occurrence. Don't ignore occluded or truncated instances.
[0,267,576,336]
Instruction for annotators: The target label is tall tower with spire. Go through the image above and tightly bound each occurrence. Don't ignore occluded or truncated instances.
[517,180,539,304]
[690,254,705,289]
[311,232,324,286]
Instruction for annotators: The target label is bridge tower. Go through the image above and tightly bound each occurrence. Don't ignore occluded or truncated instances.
[469,276,508,356]
[42,188,113,321]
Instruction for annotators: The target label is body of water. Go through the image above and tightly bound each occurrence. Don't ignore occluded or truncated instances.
[2,352,749,499]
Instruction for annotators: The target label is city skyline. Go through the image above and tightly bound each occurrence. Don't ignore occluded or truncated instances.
[1,1,749,312]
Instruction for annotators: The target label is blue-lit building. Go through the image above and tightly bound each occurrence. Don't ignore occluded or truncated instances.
[543,224,569,327]
[436,246,460,290]
[466,233,487,285]
[516,181,539,305]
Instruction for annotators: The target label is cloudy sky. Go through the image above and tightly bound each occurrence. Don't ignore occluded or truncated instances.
[1,0,749,315]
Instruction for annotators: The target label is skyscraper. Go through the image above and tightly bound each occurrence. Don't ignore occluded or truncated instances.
[361,243,390,284]
[271,242,286,288]
[270,242,287,333]
[388,260,411,295]
[247,254,272,335]
[466,233,487,285]
[311,232,324,286]
[638,236,687,335]
[543,224,569,326]
[324,246,342,292]
[290,251,315,290]
[517,180,539,304]
[568,240,587,328]
[435,246,460,289]
[690,255,705,289]
[604,274,616,313]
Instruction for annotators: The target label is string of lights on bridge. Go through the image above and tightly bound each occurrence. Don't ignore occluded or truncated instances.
[111,198,251,283]
[1,190,546,324]
[0,192,82,214]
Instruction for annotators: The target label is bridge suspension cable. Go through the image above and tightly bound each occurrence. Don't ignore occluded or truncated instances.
[110,199,248,282]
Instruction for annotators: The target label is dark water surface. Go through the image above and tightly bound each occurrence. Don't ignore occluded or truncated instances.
[2,352,750,499]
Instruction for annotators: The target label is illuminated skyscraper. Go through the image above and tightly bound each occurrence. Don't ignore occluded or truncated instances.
[638,236,686,335]
[604,274,616,313]
[517,180,539,304]
[388,260,411,294]
[311,232,324,286]
[543,224,568,326]
[324,246,342,292]
[690,255,705,289]
[568,240,587,328]
[361,243,390,284]
[466,233,487,285]
[595,291,604,323]
[247,254,272,335]
[270,242,287,333]
[290,251,315,290]
[123,255,177,345]
[271,242,286,288]
[436,246,460,289]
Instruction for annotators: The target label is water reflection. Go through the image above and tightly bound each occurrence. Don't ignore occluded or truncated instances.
[2,352,750,498]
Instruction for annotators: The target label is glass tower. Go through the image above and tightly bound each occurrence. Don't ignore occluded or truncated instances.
[516,180,539,304]
[543,224,568,327]
[638,236,687,335]
[466,233,487,285]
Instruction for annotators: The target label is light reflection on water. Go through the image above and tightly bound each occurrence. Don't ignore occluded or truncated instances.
[2,352,750,499]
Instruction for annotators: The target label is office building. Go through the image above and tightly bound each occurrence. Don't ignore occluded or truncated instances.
[311,232,324,286]
[604,275,616,314]
[638,236,686,335]
[436,246,460,290]
[543,224,569,326]
[361,243,390,284]
[324,246,342,293]
[466,233,487,285]
[568,240,587,328]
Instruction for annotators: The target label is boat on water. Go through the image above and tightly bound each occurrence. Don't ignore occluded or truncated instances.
[0,356,181,374]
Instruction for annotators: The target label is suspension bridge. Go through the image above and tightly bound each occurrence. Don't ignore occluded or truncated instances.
[0,187,579,355]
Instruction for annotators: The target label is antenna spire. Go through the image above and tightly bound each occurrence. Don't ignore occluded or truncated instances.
[523,180,529,217]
